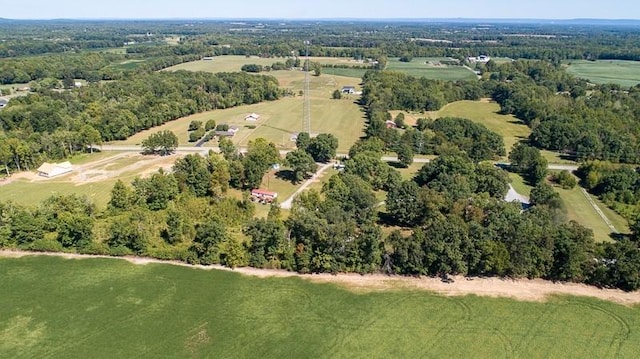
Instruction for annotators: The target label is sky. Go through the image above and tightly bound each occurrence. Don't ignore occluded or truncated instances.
[4,0,640,20]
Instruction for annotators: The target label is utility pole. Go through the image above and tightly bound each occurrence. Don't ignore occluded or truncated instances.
[303,40,311,134]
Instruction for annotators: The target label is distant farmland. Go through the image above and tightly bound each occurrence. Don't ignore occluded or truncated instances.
[386,57,478,80]
[565,60,640,87]
[1,255,639,358]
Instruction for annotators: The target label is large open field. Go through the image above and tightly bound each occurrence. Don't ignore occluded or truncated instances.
[0,152,177,209]
[1,255,639,358]
[386,57,478,80]
[121,65,365,152]
[565,60,640,88]
[165,55,370,74]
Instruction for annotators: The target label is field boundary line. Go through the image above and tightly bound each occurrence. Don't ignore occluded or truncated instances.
[580,188,618,234]
[3,249,640,305]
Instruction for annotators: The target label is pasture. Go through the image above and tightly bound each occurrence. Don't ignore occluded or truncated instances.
[122,68,366,152]
[565,60,640,88]
[1,255,639,358]
[386,57,478,80]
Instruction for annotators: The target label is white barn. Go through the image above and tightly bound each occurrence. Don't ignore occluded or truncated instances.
[245,113,261,121]
[36,161,73,178]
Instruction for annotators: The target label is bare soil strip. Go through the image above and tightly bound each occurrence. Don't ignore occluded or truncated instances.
[2,250,639,306]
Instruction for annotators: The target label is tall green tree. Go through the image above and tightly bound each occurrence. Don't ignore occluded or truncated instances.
[285,149,317,183]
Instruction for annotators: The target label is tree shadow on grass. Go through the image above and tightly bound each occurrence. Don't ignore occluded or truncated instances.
[387,161,408,169]
[275,170,295,182]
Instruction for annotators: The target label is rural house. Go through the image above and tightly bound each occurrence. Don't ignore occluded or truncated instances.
[0,98,7,108]
[36,161,73,178]
[385,120,397,128]
[251,189,278,203]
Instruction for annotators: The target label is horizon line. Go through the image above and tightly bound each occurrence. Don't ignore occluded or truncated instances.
[2,17,640,22]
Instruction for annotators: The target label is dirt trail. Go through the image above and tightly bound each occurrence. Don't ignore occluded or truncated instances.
[2,250,640,306]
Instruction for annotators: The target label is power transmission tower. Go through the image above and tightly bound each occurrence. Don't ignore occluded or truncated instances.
[303,40,311,134]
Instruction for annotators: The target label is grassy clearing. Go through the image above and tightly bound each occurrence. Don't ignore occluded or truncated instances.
[386,57,477,80]
[428,100,530,158]
[1,256,639,358]
[120,70,365,152]
[565,60,640,88]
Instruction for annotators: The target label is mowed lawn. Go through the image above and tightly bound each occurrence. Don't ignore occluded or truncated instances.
[386,57,478,80]
[121,69,365,152]
[565,60,640,88]
[1,256,639,358]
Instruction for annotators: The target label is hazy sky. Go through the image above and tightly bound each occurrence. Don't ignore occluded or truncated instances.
[5,0,639,20]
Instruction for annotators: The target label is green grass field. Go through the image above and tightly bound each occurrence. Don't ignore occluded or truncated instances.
[386,57,478,80]
[121,68,365,152]
[1,256,639,358]
[565,60,640,88]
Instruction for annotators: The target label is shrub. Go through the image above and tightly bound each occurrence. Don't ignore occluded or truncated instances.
[552,170,577,189]
[205,119,216,131]
[188,120,203,131]
[189,128,206,142]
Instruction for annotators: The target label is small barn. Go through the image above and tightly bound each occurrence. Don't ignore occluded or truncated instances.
[36,161,73,178]
[245,113,260,121]
[251,189,278,203]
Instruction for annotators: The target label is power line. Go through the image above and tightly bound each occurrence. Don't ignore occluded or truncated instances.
[303,40,311,134]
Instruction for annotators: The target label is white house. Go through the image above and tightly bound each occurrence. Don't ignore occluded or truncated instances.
[341,86,356,94]
[0,98,7,108]
[36,161,73,178]
[245,113,261,121]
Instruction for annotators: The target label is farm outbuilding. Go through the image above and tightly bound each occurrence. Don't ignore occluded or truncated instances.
[341,86,356,94]
[36,161,73,178]
[245,113,260,121]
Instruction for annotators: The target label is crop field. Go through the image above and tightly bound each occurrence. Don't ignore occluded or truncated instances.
[121,70,366,152]
[386,57,478,80]
[565,60,640,88]
[0,152,177,209]
[1,255,639,358]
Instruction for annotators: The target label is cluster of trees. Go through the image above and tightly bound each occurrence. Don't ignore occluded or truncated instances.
[0,71,281,174]
[489,60,640,163]
[576,161,640,220]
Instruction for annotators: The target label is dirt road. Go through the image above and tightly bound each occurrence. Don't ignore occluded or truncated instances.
[2,250,639,306]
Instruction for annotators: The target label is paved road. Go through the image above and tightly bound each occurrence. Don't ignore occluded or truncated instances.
[100,145,580,171]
